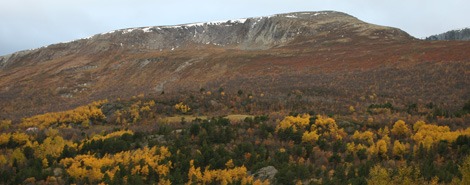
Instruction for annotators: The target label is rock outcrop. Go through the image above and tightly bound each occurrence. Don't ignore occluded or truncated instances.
[252,166,278,184]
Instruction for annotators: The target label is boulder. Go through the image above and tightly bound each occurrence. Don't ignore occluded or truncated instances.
[53,168,63,176]
[252,166,278,183]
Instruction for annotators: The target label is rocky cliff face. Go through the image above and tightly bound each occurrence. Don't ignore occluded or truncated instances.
[425,28,470,41]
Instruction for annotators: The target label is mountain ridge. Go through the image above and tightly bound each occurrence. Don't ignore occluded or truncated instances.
[425,27,470,41]
[0,11,411,70]
[1,11,469,120]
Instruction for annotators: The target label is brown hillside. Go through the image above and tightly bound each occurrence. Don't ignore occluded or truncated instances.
[0,11,469,120]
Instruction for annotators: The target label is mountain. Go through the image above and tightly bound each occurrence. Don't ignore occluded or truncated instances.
[1,11,470,120]
[0,11,411,69]
[425,28,470,41]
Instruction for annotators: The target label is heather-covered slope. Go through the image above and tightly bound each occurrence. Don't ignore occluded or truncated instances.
[0,11,469,120]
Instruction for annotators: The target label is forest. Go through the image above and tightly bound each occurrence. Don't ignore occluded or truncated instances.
[0,86,470,185]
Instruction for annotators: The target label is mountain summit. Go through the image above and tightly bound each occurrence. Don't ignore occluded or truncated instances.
[1,11,410,69]
[0,11,469,119]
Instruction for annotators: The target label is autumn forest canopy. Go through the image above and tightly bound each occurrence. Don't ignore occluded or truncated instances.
[0,86,469,185]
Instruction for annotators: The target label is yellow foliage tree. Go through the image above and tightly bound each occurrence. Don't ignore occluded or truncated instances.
[0,120,11,130]
[42,158,49,167]
[412,122,469,149]
[393,140,407,159]
[349,106,355,112]
[453,155,470,184]
[158,179,172,185]
[391,120,410,138]
[187,160,203,183]
[46,128,59,137]
[186,159,269,185]
[302,131,319,144]
[226,159,234,169]
[19,100,107,129]
[175,102,191,113]
[378,126,390,138]
[368,164,430,185]
[0,133,10,145]
[11,148,26,165]
[0,132,31,146]
[376,139,388,159]
[395,164,432,184]
[85,130,134,144]
[413,120,426,132]
[276,114,310,133]
[347,142,367,153]
[353,130,375,145]
[347,142,356,152]
[367,165,391,185]
[61,146,171,183]
[0,155,6,165]
[145,100,155,107]
[276,118,297,133]
[35,135,74,159]
[313,115,343,140]
[12,132,30,145]
[140,106,151,112]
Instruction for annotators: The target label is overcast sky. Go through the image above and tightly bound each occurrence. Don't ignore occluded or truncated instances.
[1,0,469,56]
